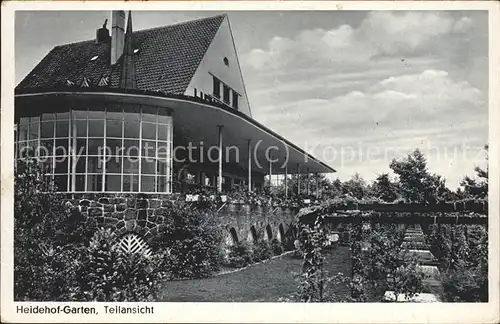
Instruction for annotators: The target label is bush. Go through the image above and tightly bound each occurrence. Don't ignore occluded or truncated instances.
[226,241,253,268]
[74,228,164,302]
[252,240,272,262]
[153,200,224,279]
[270,238,283,256]
[442,268,482,302]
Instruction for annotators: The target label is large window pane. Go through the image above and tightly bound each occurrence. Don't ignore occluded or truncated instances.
[123,140,140,156]
[20,117,30,125]
[123,158,139,174]
[74,120,87,137]
[55,120,69,137]
[39,157,52,174]
[141,122,156,140]
[73,109,87,119]
[141,176,155,192]
[88,120,104,137]
[88,110,105,119]
[157,176,167,192]
[123,174,139,192]
[141,158,156,175]
[41,121,54,138]
[54,175,68,191]
[19,124,28,141]
[75,139,86,156]
[106,156,122,173]
[56,111,70,120]
[87,174,103,191]
[55,159,69,174]
[106,106,123,120]
[88,138,104,155]
[124,112,140,138]
[42,113,56,121]
[142,107,157,122]
[157,159,168,175]
[105,175,121,191]
[158,112,170,124]
[75,156,86,173]
[158,124,168,141]
[157,142,169,159]
[87,157,104,173]
[107,138,123,156]
[40,139,54,156]
[106,119,122,138]
[142,141,156,157]
[29,123,39,140]
[55,139,69,156]
[75,175,85,191]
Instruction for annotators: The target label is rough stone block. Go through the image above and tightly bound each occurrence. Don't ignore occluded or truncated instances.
[116,203,127,212]
[79,199,91,207]
[116,220,125,230]
[137,219,147,228]
[103,204,115,212]
[149,199,161,209]
[137,209,147,220]
[147,209,154,216]
[125,220,135,232]
[124,209,136,220]
[136,199,148,209]
[112,212,125,220]
[126,198,135,208]
[98,197,110,204]
[88,207,103,217]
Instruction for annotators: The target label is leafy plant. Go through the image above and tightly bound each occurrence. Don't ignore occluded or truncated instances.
[226,241,253,268]
[252,240,272,262]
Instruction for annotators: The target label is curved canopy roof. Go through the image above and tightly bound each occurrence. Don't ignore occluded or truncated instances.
[16,88,336,175]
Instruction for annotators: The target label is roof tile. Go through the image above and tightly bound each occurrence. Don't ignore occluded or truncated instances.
[16,14,225,94]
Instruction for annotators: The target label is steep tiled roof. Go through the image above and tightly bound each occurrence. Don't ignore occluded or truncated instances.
[16,14,226,93]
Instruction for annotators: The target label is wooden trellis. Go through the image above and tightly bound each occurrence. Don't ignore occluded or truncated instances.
[116,233,152,257]
[299,201,488,226]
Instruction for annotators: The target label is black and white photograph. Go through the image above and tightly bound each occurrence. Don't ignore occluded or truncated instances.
[1,2,499,323]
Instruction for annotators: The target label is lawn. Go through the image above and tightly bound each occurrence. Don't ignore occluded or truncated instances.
[159,246,352,302]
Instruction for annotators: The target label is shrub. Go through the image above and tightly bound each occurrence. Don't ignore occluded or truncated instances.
[226,241,253,268]
[153,200,224,279]
[252,240,272,262]
[442,268,482,302]
[270,238,283,256]
[74,228,164,302]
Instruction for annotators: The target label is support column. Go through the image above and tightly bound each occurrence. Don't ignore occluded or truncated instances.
[316,173,319,198]
[71,117,77,191]
[269,154,273,192]
[285,164,288,198]
[247,140,252,192]
[297,163,300,196]
[307,167,310,195]
[217,125,223,193]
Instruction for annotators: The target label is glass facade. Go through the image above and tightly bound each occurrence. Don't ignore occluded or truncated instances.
[16,103,173,193]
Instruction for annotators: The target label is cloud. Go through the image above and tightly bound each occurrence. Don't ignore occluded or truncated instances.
[238,11,487,188]
[242,11,474,72]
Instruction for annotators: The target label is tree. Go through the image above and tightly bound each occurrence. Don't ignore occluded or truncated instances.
[390,149,449,203]
[371,173,399,202]
[460,144,488,199]
[342,173,369,199]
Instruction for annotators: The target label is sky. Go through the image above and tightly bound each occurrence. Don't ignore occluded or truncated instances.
[15,10,489,189]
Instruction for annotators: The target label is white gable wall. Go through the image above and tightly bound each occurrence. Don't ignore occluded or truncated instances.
[185,16,251,117]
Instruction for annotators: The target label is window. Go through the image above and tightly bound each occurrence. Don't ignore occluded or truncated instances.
[213,77,221,99]
[15,104,173,193]
[232,91,239,110]
[223,84,230,104]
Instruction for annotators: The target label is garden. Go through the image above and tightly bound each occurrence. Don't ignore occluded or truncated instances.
[14,147,489,302]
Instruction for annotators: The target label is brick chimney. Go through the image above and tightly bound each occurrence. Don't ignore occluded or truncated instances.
[111,11,126,65]
[95,19,110,43]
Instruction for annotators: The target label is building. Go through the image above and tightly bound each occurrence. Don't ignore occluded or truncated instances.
[15,11,335,196]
